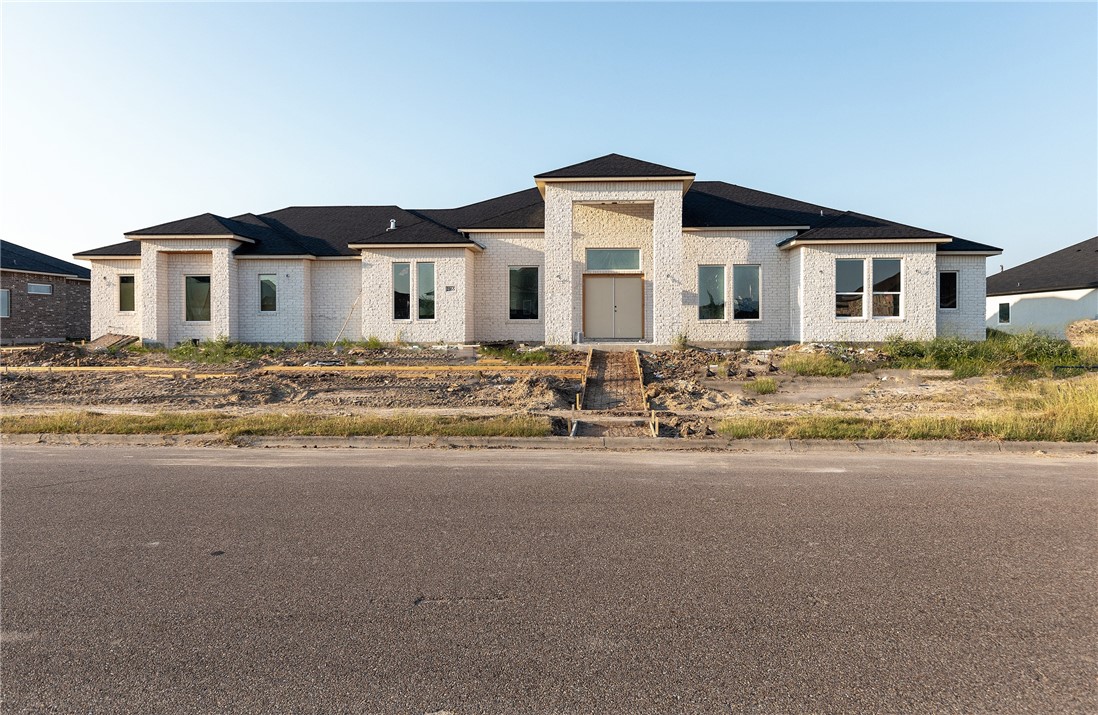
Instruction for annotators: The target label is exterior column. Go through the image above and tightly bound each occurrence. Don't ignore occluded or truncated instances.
[210,247,237,340]
[650,189,684,344]
[542,185,575,345]
[139,242,166,344]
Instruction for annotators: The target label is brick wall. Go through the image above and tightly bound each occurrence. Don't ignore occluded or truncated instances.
[0,270,90,344]
[359,248,472,344]
[236,259,310,343]
[467,233,545,342]
[937,254,990,339]
[89,259,141,338]
[310,260,362,342]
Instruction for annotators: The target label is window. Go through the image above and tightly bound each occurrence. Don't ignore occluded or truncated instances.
[119,275,135,312]
[27,283,52,295]
[586,249,640,271]
[0,289,8,318]
[417,263,435,320]
[259,274,277,312]
[939,271,958,310]
[733,265,761,320]
[509,267,539,320]
[835,259,865,318]
[998,302,1010,324]
[185,276,211,322]
[698,266,725,320]
[393,263,411,320]
[872,259,902,317]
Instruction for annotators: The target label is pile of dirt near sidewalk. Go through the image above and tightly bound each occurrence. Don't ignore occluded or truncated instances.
[1066,320,1098,350]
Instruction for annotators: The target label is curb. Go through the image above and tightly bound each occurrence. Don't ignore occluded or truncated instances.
[3,432,1095,456]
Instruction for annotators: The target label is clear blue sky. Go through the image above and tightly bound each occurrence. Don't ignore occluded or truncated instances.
[2,2,1095,273]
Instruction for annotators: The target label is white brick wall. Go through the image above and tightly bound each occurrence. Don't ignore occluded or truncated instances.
[543,181,684,344]
[681,229,798,344]
[986,288,1097,338]
[310,260,362,342]
[468,233,545,342]
[359,248,472,343]
[89,259,141,338]
[166,252,215,345]
[797,243,938,342]
[236,259,310,343]
[937,254,990,339]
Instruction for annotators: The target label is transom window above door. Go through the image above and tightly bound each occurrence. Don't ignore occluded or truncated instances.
[586,249,640,271]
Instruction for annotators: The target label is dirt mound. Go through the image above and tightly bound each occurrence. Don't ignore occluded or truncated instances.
[1066,320,1098,348]
[1,343,88,367]
[497,376,580,410]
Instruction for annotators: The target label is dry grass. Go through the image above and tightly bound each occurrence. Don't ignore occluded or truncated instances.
[781,353,853,377]
[742,377,778,395]
[0,412,554,439]
[719,375,1098,442]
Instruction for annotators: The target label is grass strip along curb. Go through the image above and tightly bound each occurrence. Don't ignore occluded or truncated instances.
[0,412,555,440]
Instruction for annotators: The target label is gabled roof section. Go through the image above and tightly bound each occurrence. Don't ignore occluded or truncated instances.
[535,153,695,180]
[261,206,471,253]
[682,187,812,228]
[987,237,1098,296]
[125,213,243,238]
[937,236,1002,254]
[2,240,91,279]
[417,187,544,231]
[785,211,953,243]
[73,240,141,258]
[691,182,842,226]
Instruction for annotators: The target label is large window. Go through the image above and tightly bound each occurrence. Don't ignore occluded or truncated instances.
[0,289,9,318]
[872,259,902,317]
[586,249,640,271]
[733,265,761,320]
[939,271,958,310]
[393,263,411,320]
[27,283,52,295]
[835,259,865,318]
[998,302,1010,324]
[259,274,277,312]
[417,263,435,320]
[698,266,725,320]
[185,276,211,322]
[509,267,539,320]
[119,275,135,312]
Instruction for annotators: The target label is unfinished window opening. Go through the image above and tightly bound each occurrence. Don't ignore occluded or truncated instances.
[939,271,958,310]
[509,267,539,320]
[698,265,725,320]
[835,259,864,318]
[733,265,761,320]
[259,274,277,312]
[393,263,411,320]
[185,276,211,322]
[872,259,902,317]
[119,275,135,312]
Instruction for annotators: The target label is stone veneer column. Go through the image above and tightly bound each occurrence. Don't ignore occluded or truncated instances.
[210,247,237,340]
[542,185,575,345]
[139,242,165,344]
[650,187,684,344]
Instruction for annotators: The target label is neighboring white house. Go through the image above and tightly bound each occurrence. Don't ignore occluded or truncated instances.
[75,154,1001,347]
[986,237,1098,338]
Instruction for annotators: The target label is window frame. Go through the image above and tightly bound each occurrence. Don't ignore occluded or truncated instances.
[258,274,277,313]
[697,265,726,321]
[508,266,540,322]
[732,264,762,321]
[585,248,641,272]
[417,262,435,321]
[998,302,1010,325]
[938,270,958,311]
[119,275,136,312]
[871,258,903,319]
[835,259,866,320]
[392,261,438,322]
[0,288,9,318]
[26,282,53,296]
[392,263,411,321]
[184,275,212,323]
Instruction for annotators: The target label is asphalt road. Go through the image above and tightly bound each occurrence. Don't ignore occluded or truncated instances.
[2,447,1095,714]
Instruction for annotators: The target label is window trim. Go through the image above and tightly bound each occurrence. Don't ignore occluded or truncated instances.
[585,248,642,273]
[835,258,866,320]
[26,282,53,295]
[258,273,277,313]
[697,264,727,322]
[938,270,959,311]
[732,264,762,322]
[508,266,540,322]
[871,258,903,319]
[417,262,436,321]
[184,274,212,323]
[392,262,412,322]
[998,302,1011,325]
[0,288,9,318]
[119,275,136,312]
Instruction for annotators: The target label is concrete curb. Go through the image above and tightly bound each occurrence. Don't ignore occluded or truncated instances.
[3,432,1095,456]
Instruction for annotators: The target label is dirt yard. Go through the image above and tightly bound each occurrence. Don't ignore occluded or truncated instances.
[0,341,1028,438]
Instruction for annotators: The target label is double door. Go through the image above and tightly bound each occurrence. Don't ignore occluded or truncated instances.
[583,275,643,340]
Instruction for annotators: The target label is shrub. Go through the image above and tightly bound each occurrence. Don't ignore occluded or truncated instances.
[364,335,385,350]
[479,345,553,364]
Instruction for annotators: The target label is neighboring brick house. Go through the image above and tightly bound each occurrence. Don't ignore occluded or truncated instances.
[986,237,1098,338]
[75,154,1001,347]
[1,240,91,345]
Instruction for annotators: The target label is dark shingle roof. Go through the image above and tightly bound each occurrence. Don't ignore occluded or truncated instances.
[76,156,1001,257]
[535,153,694,179]
[2,240,91,279]
[986,237,1098,296]
[937,236,1002,253]
[73,240,141,258]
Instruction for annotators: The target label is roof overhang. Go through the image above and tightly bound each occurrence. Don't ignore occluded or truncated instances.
[458,228,545,234]
[778,237,951,250]
[686,226,810,232]
[1,267,90,280]
[73,255,138,260]
[123,234,254,244]
[348,242,484,253]
[535,175,695,196]
[939,250,1003,256]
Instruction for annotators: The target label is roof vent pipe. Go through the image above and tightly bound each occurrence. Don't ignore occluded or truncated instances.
[388,219,397,231]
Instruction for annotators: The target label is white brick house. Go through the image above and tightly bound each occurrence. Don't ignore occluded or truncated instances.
[75,154,1001,347]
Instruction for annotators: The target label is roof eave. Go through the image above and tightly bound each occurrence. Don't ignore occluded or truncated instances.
[123,233,255,244]
[535,175,695,197]
[778,237,952,250]
[348,242,484,253]
[0,267,90,280]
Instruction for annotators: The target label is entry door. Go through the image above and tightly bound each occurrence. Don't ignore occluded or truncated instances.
[583,275,644,339]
